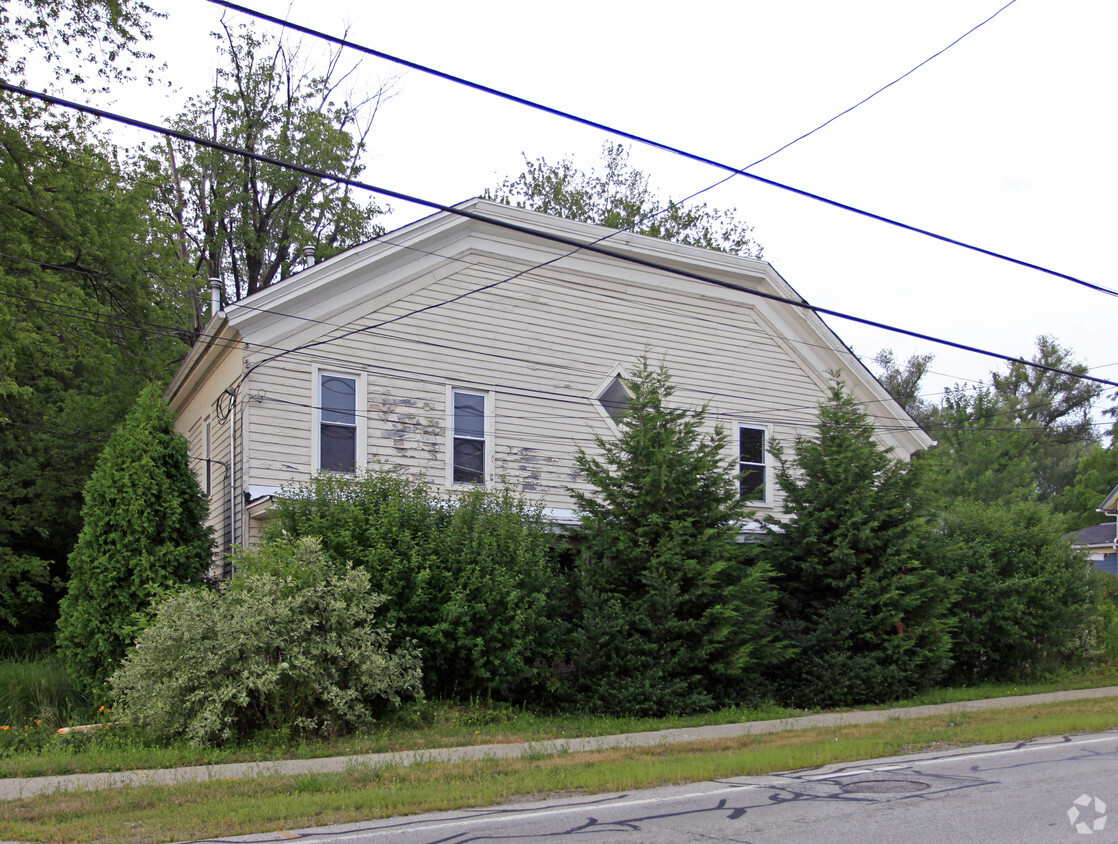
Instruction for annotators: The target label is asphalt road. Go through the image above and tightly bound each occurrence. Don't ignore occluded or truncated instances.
[192,730,1118,843]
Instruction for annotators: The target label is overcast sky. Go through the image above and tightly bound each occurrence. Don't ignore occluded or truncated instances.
[105,0,1117,412]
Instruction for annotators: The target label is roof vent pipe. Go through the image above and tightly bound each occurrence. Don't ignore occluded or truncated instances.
[302,244,315,267]
[209,277,222,318]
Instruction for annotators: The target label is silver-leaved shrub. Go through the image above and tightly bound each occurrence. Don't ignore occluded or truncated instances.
[109,537,421,746]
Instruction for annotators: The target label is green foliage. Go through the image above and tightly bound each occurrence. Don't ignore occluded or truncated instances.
[872,348,937,428]
[877,337,1102,508]
[567,354,777,715]
[0,550,57,633]
[1086,568,1118,663]
[270,472,562,702]
[920,385,1039,507]
[0,108,194,636]
[931,500,1095,681]
[763,375,951,708]
[1050,444,1118,531]
[991,336,1101,502]
[0,652,91,730]
[110,537,421,747]
[146,21,386,310]
[55,385,212,699]
[488,142,762,257]
[0,0,158,88]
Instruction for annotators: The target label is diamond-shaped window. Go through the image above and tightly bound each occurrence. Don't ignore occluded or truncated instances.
[597,374,632,424]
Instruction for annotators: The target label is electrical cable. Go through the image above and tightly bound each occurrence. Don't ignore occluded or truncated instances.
[208,0,1113,298]
[600,0,1022,231]
[2,85,1114,397]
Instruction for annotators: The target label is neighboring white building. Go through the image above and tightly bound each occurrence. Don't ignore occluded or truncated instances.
[166,199,932,570]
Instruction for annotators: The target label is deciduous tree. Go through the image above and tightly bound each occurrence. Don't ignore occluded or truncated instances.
[872,348,937,428]
[147,22,389,320]
[0,113,194,642]
[488,142,762,257]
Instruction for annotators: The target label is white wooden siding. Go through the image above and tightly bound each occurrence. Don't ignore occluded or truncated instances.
[239,252,837,516]
[170,202,930,553]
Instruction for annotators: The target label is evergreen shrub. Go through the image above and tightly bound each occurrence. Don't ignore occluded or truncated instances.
[56,385,212,699]
[567,354,778,716]
[762,375,952,708]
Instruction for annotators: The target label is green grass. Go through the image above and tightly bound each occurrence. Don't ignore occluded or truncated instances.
[2,663,1117,780]
[0,653,92,730]
[4,697,1117,844]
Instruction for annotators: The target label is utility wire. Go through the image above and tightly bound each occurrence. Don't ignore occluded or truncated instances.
[2,82,1114,393]
[746,0,1020,171]
[8,280,1092,433]
[620,0,1022,224]
[209,0,1114,299]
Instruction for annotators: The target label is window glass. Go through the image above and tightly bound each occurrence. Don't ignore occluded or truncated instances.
[739,426,766,502]
[454,392,485,438]
[320,374,357,473]
[453,390,486,484]
[598,376,631,423]
[321,375,356,425]
[320,424,356,473]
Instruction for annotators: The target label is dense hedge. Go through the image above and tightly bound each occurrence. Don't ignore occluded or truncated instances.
[931,499,1093,682]
[271,473,562,702]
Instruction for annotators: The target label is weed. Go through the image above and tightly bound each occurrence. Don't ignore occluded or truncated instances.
[0,654,93,729]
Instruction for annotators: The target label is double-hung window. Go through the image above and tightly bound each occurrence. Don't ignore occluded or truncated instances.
[319,373,358,473]
[739,425,767,504]
[451,389,487,485]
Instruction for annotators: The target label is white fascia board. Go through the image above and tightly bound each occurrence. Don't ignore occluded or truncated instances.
[224,209,476,344]
[164,315,240,413]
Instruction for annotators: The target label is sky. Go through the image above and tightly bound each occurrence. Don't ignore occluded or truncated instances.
[101,0,1118,412]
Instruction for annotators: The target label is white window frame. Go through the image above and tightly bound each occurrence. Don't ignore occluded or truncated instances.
[203,417,212,496]
[738,423,770,506]
[590,364,631,432]
[312,368,366,474]
[446,386,495,487]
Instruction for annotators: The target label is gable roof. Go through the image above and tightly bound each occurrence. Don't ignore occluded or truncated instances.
[168,198,932,455]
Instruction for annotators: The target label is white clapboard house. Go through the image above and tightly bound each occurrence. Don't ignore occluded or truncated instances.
[166,199,932,569]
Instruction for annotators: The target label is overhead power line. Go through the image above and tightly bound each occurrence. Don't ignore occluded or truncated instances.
[650,0,1022,213]
[210,0,1115,299]
[2,80,1115,395]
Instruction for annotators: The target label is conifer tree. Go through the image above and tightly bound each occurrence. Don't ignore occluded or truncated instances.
[568,354,776,715]
[762,375,951,707]
[57,385,212,698]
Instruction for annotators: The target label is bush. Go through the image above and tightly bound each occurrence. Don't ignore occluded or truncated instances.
[1087,568,1118,663]
[567,354,778,715]
[762,375,952,708]
[270,472,562,702]
[0,550,57,636]
[109,537,421,746]
[933,500,1094,681]
[56,385,213,698]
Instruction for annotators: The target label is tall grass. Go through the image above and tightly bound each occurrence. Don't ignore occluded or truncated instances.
[0,654,91,729]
